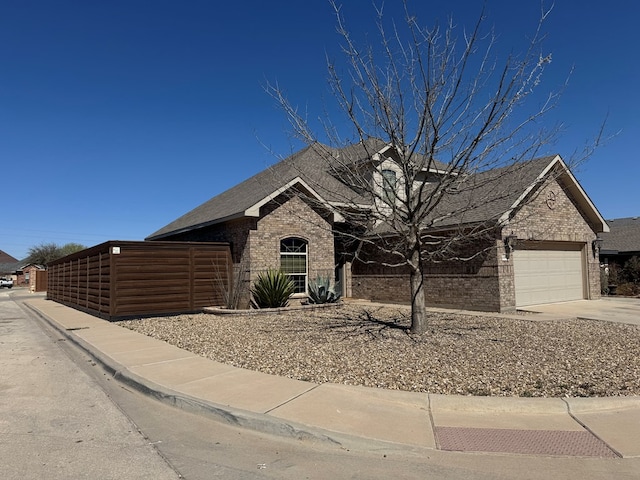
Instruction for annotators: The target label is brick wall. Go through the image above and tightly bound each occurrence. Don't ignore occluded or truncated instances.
[253,194,335,279]
[505,176,601,301]
[164,194,335,306]
[352,235,504,311]
[352,175,601,312]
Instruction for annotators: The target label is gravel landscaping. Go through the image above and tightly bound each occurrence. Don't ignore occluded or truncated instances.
[116,303,640,397]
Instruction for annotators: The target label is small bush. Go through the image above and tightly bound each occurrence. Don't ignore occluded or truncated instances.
[250,269,295,309]
[622,256,640,284]
[307,276,342,304]
[615,282,640,297]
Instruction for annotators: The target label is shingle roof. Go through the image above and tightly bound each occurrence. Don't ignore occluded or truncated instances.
[0,250,21,275]
[0,250,18,264]
[147,141,374,239]
[147,140,602,240]
[436,156,557,227]
[601,217,640,253]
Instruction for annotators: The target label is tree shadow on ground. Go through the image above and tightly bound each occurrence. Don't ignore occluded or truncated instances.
[322,307,414,341]
[320,306,496,342]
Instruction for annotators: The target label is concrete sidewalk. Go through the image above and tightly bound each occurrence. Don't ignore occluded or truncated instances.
[24,298,640,459]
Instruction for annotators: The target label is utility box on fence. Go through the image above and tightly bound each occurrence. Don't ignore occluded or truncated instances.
[47,241,232,320]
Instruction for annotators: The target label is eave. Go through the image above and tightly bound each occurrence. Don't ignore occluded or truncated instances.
[498,155,609,233]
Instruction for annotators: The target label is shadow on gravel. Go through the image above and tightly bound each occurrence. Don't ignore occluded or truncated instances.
[322,307,413,340]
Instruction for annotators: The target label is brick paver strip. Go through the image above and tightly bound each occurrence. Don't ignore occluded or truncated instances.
[436,427,618,457]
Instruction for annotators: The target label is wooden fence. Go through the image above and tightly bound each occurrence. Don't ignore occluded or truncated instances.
[47,241,232,320]
[34,270,48,292]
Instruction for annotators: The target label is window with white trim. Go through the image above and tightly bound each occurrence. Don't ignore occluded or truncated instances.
[280,237,308,294]
[381,169,397,204]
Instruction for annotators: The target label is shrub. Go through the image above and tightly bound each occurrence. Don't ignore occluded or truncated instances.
[615,282,640,297]
[622,256,640,284]
[307,275,342,304]
[250,269,295,309]
[212,254,249,309]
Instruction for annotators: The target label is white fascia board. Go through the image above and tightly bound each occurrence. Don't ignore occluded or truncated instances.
[329,201,372,210]
[244,177,345,222]
[378,144,394,156]
[498,155,562,226]
[556,158,610,233]
[425,167,458,175]
[498,155,609,233]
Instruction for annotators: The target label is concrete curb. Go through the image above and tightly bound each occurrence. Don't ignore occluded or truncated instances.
[21,298,640,459]
[23,301,432,455]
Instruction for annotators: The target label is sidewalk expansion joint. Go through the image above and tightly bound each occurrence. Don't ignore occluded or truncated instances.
[264,383,322,414]
[561,397,623,458]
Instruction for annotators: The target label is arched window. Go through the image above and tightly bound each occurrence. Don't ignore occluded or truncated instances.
[381,169,397,204]
[280,237,308,294]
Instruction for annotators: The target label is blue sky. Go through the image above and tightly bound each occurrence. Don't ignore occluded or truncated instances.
[1,1,638,260]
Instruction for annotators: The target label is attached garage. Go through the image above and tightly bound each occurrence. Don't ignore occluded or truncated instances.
[514,243,586,307]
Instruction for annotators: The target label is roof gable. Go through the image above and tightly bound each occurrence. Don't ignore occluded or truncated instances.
[147,141,383,239]
[498,155,608,233]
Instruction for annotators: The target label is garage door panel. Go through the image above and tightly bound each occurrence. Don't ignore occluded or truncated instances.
[514,249,584,307]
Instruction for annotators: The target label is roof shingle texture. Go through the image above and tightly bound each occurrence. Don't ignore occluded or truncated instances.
[148,139,388,239]
[411,156,555,230]
[601,217,640,253]
[147,139,557,239]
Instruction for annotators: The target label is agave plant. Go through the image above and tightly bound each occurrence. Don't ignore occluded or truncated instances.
[307,275,342,304]
[250,269,295,308]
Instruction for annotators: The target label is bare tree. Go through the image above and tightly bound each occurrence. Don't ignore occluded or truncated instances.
[268,2,598,333]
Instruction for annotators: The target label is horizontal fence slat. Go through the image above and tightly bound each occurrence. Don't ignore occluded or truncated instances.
[48,241,231,320]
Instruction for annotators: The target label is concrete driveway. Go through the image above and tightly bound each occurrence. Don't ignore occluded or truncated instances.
[522,297,640,326]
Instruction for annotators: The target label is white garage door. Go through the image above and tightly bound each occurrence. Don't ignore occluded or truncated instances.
[514,248,584,307]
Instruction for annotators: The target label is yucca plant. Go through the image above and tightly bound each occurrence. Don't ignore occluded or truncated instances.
[250,269,295,308]
[307,275,342,304]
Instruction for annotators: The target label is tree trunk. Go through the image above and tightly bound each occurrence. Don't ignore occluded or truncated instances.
[409,250,428,334]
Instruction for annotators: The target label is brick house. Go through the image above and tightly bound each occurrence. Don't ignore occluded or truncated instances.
[147,139,608,312]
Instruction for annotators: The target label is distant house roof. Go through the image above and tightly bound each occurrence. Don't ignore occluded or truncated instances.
[0,250,18,264]
[147,142,608,240]
[0,250,21,275]
[600,217,640,254]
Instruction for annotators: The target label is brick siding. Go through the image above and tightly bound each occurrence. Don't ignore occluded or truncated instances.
[506,177,601,302]
[352,176,601,312]
[162,194,334,307]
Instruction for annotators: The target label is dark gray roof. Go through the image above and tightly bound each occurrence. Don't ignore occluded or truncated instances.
[148,139,598,240]
[370,156,558,234]
[148,138,417,240]
[147,141,377,239]
[601,217,640,253]
[434,155,557,227]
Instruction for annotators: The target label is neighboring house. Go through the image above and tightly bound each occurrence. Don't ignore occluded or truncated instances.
[599,217,640,267]
[0,250,20,283]
[147,139,608,312]
[0,250,48,289]
[15,264,47,290]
